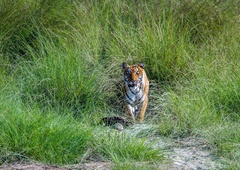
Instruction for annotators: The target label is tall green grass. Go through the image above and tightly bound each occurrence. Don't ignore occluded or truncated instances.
[0,111,92,164]
[157,12,240,166]
[0,0,240,168]
[0,82,92,164]
[17,36,108,122]
[168,43,240,164]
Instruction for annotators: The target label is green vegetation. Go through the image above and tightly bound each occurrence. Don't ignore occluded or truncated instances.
[95,132,163,162]
[0,0,239,168]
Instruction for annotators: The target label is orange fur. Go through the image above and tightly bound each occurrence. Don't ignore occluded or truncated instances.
[122,62,149,122]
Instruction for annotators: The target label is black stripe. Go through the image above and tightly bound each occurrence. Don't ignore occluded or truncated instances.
[126,93,134,103]
[129,87,140,95]
[129,87,136,95]
[138,76,142,84]
[138,93,144,102]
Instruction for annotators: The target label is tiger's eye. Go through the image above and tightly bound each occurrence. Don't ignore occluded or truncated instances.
[127,68,131,75]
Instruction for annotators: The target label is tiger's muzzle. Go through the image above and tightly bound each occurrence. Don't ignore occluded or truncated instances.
[128,81,138,87]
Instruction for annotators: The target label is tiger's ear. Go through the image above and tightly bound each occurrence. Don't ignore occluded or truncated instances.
[122,62,128,69]
[139,63,144,69]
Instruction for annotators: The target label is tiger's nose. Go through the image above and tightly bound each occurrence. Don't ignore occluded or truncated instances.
[129,81,137,86]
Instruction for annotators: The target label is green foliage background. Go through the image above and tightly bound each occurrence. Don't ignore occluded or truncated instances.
[0,0,239,168]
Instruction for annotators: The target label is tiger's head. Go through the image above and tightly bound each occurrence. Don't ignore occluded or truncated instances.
[122,62,144,88]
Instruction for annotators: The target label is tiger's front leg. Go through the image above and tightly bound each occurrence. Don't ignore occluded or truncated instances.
[124,102,135,120]
[138,96,148,123]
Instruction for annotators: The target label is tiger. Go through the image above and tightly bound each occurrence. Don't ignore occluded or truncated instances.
[122,62,149,123]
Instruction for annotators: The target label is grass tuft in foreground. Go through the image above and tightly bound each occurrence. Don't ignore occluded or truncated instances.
[94,130,164,164]
[0,88,92,165]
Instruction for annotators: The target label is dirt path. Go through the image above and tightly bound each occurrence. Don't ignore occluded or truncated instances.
[158,137,224,169]
[125,124,226,170]
[0,124,226,170]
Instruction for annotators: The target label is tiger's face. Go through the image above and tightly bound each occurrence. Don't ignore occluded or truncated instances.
[122,62,144,88]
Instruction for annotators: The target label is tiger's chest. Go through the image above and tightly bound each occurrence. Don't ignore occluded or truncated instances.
[125,85,145,106]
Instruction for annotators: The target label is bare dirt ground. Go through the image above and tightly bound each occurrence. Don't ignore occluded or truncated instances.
[161,137,225,170]
[0,124,226,170]
[0,161,111,170]
[126,124,226,170]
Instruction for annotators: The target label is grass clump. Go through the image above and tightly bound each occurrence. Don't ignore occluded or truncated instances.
[0,94,92,165]
[18,37,107,120]
[0,0,80,60]
[94,131,163,165]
